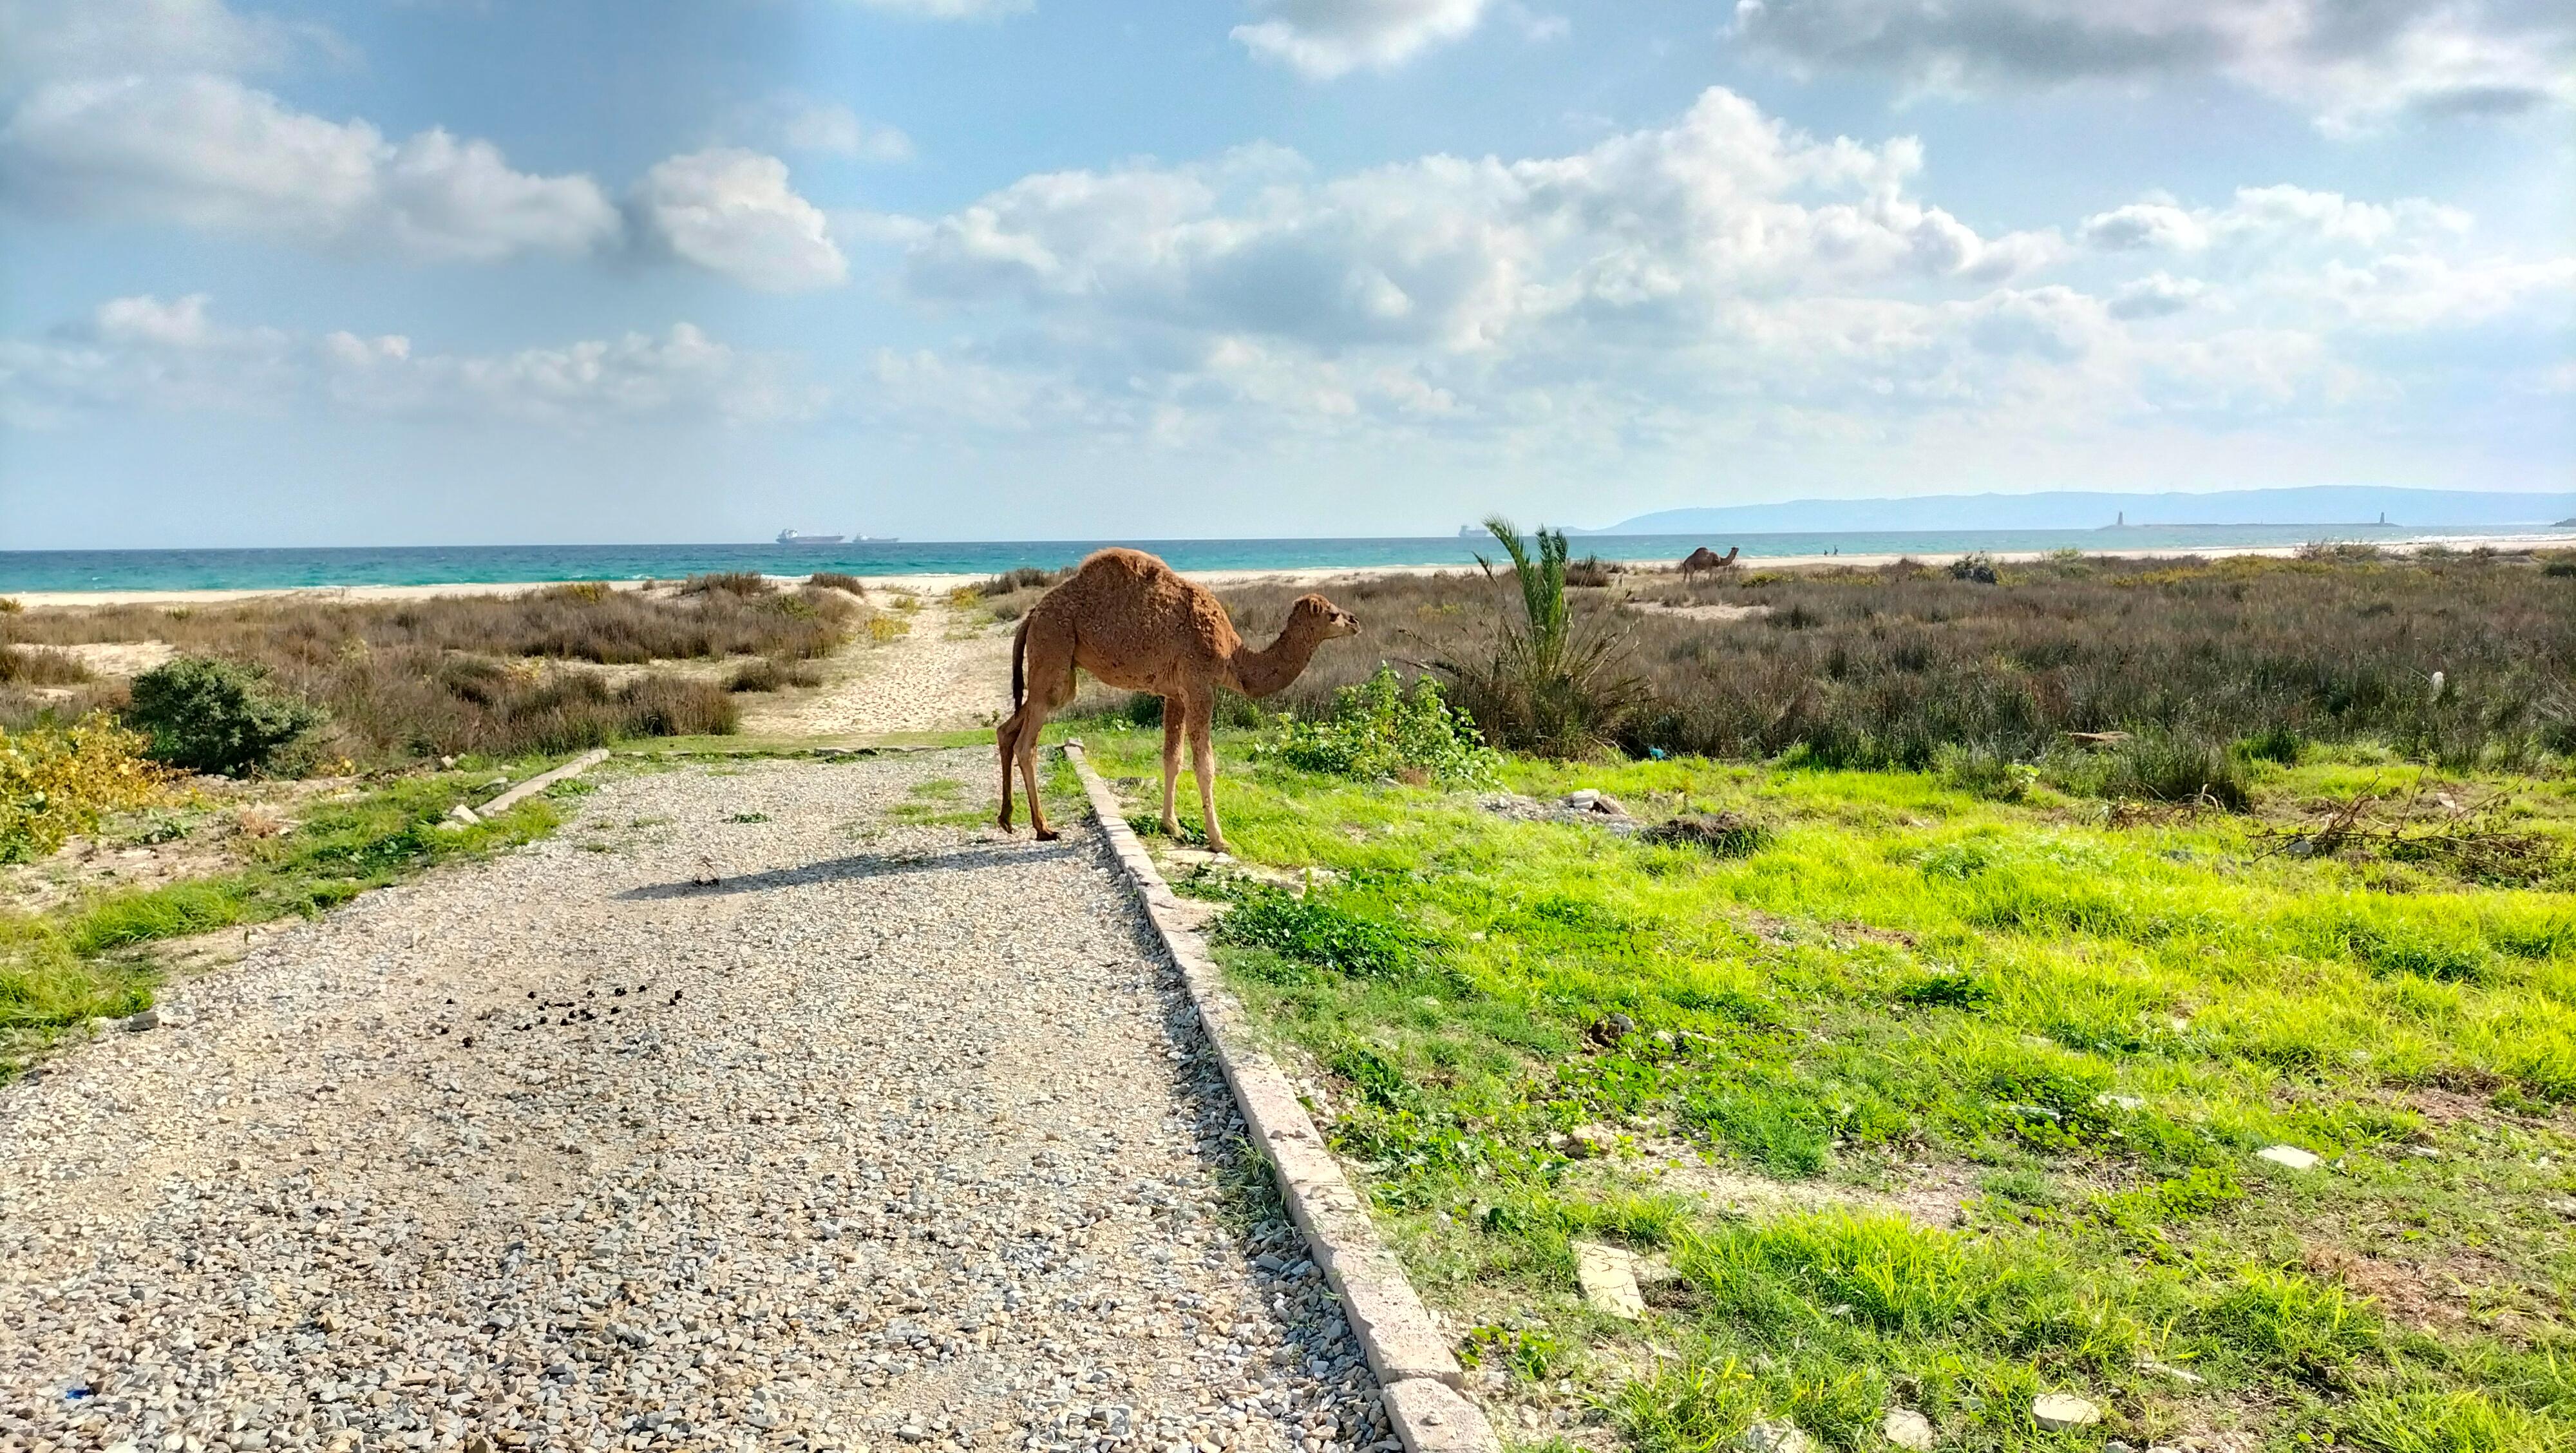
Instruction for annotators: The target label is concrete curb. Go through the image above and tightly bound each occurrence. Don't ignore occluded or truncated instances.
[1061,741,1502,1453]
[447,748,610,827]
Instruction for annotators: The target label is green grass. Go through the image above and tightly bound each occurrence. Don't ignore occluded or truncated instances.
[1,769,562,1078]
[1074,729,2576,1452]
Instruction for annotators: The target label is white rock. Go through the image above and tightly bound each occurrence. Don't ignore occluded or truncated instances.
[1571,1240,1646,1320]
[1740,1422,1809,1453]
[1882,1407,1935,1450]
[2031,1394,2100,1431]
[2257,1144,2321,1171]
[1564,1123,1618,1158]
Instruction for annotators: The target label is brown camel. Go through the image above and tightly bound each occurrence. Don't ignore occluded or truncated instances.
[1680,545,1739,578]
[996,548,1360,853]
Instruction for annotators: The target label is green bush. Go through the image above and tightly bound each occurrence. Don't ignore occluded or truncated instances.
[2103,732,2252,810]
[1934,743,2036,801]
[1947,552,2001,584]
[1215,888,1421,977]
[125,656,326,776]
[1255,665,1501,786]
[2239,723,2306,764]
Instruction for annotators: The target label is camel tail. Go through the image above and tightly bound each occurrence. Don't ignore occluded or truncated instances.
[1010,614,1030,708]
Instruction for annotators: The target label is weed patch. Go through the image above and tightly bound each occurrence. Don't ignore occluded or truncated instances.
[1255,665,1499,786]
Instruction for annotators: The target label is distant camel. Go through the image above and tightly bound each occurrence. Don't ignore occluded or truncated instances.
[1680,546,1739,578]
[997,549,1360,852]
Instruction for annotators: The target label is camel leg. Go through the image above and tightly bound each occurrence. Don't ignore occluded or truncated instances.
[1160,695,1186,838]
[995,708,1025,831]
[1017,716,1055,840]
[1186,687,1226,855]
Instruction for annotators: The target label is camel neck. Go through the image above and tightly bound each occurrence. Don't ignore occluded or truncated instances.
[1226,622,1325,699]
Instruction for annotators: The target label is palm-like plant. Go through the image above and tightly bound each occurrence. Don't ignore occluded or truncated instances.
[1441,515,1643,757]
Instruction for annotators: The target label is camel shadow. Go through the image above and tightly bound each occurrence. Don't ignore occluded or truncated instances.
[616,833,1086,900]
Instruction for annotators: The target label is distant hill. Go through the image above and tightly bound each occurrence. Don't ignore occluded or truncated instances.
[1582,488,2576,535]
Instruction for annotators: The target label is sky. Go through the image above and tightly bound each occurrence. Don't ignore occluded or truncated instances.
[0,0,2570,547]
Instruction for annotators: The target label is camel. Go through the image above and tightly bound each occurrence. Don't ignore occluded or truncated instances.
[996,548,1360,853]
[1680,545,1739,579]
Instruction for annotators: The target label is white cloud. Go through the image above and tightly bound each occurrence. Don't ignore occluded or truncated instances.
[2301,254,2576,330]
[0,0,334,91]
[632,148,848,292]
[2108,272,2206,318]
[1500,3,1569,44]
[1234,0,1492,80]
[0,294,817,428]
[0,73,622,261]
[2081,184,2470,254]
[901,89,2065,356]
[1730,0,2576,129]
[323,322,824,426]
[732,95,913,162]
[833,84,2571,457]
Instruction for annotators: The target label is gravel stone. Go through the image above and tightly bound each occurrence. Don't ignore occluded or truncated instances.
[1,751,1387,1453]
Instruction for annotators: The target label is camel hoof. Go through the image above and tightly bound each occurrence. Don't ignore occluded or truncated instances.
[1035,828,1060,842]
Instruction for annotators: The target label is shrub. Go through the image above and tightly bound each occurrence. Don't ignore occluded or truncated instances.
[1256,665,1501,786]
[1215,888,1421,977]
[1640,811,1770,857]
[0,716,167,863]
[1948,552,2000,584]
[126,656,327,776]
[977,565,1065,596]
[1565,555,1621,587]
[1935,742,2036,801]
[1440,518,1645,758]
[0,646,93,685]
[730,658,821,692]
[808,572,866,594]
[615,676,736,737]
[2097,732,2251,811]
[866,615,911,643]
[677,572,774,598]
[2239,724,2306,764]
[0,597,21,613]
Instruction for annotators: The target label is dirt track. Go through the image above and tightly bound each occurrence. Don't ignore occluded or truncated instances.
[0,752,1392,1453]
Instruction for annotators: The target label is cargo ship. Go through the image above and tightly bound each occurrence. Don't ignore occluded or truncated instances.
[776,528,899,545]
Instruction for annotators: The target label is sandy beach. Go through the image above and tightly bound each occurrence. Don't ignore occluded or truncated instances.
[6,532,2570,611]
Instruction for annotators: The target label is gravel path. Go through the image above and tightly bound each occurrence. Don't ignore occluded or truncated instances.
[742,603,1015,738]
[1,752,1392,1453]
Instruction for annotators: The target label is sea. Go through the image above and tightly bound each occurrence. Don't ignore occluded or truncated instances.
[0,522,2546,594]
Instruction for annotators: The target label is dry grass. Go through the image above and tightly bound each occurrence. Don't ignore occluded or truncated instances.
[1217,551,2576,770]
[0,646,93,687]
[0,584,861,764]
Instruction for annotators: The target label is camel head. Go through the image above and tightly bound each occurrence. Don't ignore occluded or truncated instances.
[1288,593,1361,641]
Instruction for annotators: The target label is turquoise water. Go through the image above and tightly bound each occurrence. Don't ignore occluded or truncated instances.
[0,524,2524,593]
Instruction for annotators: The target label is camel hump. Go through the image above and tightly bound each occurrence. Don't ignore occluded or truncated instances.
[1069,546,1180,586]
